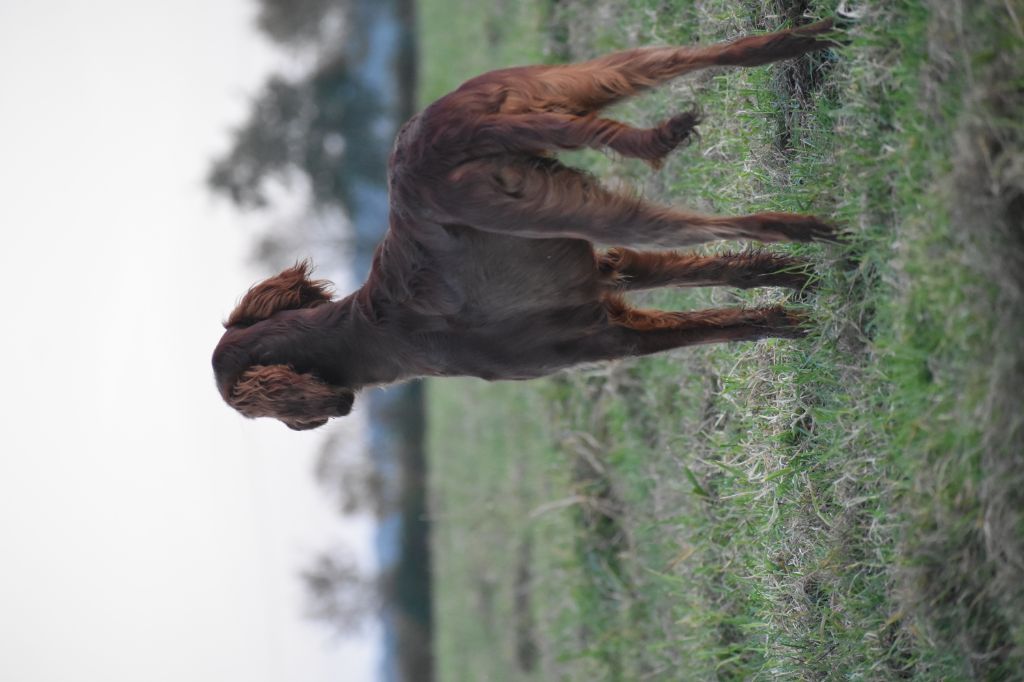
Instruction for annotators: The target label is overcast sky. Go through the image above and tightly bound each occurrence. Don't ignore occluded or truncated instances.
[0,2,378,680]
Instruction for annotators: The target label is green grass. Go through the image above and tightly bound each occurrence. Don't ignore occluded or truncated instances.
[422,1,1024,679]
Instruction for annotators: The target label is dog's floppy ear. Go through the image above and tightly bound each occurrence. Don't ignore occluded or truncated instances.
[228,365,355,430]
[225,260,334,328]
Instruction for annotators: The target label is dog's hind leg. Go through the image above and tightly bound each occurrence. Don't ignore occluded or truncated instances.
[470,109,701,166]
[496,19,836,115]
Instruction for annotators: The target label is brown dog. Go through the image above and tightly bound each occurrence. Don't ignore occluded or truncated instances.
[213,19,837,430]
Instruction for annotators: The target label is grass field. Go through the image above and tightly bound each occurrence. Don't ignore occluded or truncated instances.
[419,1,1024,679]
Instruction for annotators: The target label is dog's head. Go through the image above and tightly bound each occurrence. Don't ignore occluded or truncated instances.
[213,261,354,431]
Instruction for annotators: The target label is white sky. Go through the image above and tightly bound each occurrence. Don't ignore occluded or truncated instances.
[0,2,379,681]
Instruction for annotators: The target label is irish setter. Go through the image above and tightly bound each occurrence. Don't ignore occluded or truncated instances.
[213,19,838,430]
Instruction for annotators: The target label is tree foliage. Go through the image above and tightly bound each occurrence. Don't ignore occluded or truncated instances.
[301,551,378,634]
[315,430,394,517]
[209,0,394,216]
[207,55,389,213]
[255,0,348,48]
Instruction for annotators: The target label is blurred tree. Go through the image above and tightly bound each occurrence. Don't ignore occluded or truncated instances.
[301,550,378,634]
[314,431,394,517]
[253,0,380,68]
[207,55,388,214]
[207,76,307,209]
[207,57,387,210]
[255,0,348,49]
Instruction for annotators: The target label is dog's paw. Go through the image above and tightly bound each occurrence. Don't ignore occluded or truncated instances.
[647,105,703,169]
[662,105,702,148]
[760,306,811,338]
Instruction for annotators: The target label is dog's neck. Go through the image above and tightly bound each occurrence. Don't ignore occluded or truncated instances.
[309,291,431,390]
